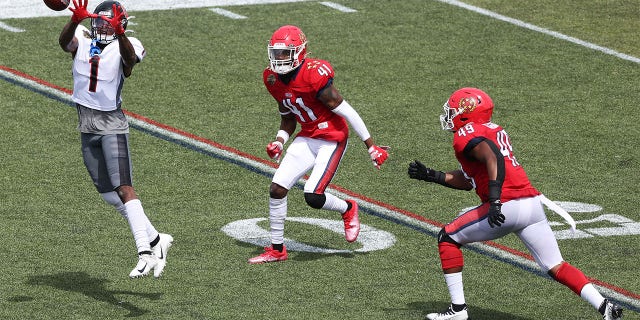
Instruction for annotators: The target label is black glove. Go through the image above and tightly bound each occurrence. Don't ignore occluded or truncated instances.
[487,200,505,228]
[408,160,445,183]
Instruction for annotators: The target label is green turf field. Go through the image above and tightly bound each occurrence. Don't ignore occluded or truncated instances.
[1,0,639,319]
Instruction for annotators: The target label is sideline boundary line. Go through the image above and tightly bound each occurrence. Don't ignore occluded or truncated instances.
[1,65,639,312]
[435,0,640,64]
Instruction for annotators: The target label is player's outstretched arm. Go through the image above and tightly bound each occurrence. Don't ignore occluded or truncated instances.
[321,85,389,169]
[408,160,472,190]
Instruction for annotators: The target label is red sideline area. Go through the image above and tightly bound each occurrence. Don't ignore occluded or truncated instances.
[2,64,638,302]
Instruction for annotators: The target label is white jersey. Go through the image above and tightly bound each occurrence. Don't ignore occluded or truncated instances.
[71,25,145,111]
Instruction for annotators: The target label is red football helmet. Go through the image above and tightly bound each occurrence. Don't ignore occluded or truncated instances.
[440,87,494,131]
[267,25,307,74]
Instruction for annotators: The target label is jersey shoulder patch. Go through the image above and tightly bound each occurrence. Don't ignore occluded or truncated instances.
[300,59,334,91]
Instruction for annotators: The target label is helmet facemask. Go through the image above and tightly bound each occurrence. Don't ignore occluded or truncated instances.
[91,1,128,45]
[440,88,494,132]
[439,102,461,132]
[268,43,306,74]
[91,16,116,44]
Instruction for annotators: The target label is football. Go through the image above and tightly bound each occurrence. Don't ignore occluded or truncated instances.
[43,0,70,11]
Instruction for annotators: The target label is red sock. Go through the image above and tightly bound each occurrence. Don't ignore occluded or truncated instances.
[553,262,589,295]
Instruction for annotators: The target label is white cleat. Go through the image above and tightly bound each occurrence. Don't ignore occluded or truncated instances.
[426,305,469,320]
[152,233,174,278]
[129,254,158,279]
[602,299,623,320]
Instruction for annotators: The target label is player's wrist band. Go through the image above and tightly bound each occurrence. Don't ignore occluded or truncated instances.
[276,130,289,144]
[488,180,502,202]
[432,170,446,185]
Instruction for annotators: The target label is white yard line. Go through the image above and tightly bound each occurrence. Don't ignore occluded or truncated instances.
[320,2,357,13]
[209,7,248,19]
[434,0,640,64]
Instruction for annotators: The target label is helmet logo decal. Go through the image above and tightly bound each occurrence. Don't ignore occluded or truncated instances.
[458,97,477,113]
[299,32,307,44]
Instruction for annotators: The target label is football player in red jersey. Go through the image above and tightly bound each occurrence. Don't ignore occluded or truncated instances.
[408,88,622,320]
[249,25,389,264]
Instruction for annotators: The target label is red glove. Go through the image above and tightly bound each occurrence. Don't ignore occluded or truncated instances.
[100,4,126,35]
[368,145,389,169]
[69,0,96,23]
[266,141,284,162]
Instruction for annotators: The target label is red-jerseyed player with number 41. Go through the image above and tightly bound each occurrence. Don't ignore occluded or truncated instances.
[249,25,389,264]
[408,87,623,320]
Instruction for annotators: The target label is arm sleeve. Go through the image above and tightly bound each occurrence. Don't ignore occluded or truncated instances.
[332,100,371,141]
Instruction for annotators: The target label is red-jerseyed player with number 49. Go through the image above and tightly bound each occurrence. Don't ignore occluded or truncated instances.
[408,87,623,320]
[249,25,389,264]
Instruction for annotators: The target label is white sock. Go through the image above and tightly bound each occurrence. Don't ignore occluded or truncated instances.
[269,197,287,244]
[100,192,127,218]
[580,283,605,310]
[321,193,348,213]
[444,272,465,305]
[124,199,151,253]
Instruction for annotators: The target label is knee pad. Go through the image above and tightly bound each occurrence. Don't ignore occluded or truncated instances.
[437,228,463,270]
[438,228,460,245]
[304,193,326,209]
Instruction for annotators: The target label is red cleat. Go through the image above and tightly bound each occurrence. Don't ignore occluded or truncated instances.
[248,245,288,264]
[342,199,360,242]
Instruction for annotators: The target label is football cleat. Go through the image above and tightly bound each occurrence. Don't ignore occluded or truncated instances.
[426,304,469,320]
[602,299,623,320]
[342,199,360,242]
[129,253,158,278]
[151,233,173,278]
[248,245,288,264]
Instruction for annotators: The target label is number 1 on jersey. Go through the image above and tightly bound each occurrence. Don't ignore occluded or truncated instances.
[89,55,100,92]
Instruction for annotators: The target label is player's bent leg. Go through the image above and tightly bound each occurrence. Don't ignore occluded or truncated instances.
[249,184,289,264]
[551,262,589,295]
[550,262,623,319]
[303,192,358,242]
[427,228,469,320]
[438,228,464,271]
[304,192,326,209]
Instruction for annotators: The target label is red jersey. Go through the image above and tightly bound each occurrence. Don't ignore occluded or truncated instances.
[452,122,540,203]
[263,59,349,142]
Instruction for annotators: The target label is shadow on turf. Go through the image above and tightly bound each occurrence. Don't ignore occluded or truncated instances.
[26,272,162,317]
[404,301,531,320]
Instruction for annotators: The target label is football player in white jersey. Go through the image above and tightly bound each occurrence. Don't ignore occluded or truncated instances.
[59,0,173,278]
